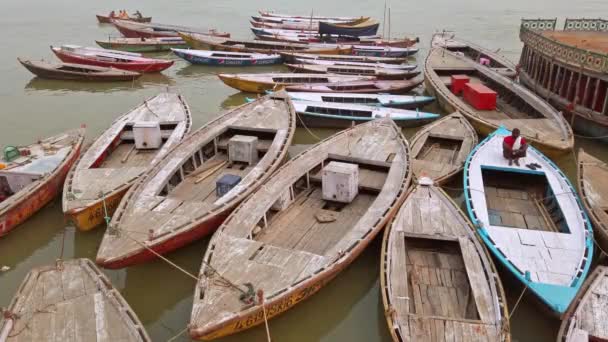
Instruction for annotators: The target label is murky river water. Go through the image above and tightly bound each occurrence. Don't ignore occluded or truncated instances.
[1,0,607,341]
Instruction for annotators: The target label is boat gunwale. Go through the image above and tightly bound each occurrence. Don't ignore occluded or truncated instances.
[190,118,412,339]
[379,182,511,342]
[577,149,608,248]
[409,112,479,185]
[424,47,574,154]
[99,92,296,266]
[61,93,192,214]
[462,127,594,315]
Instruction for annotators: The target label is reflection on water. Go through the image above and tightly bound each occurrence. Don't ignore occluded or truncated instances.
[24,73,175,94]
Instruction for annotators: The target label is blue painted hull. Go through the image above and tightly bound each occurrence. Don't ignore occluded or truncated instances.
[318,21,379,37]
[173,50,282,66]
[463,127,594,315]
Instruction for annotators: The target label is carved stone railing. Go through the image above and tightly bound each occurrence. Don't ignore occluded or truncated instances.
[521,18,557,31]
[520,18,608,74]
[564,18,608,32]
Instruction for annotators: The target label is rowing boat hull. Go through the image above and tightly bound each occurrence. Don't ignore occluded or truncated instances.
[65,186,128,231]
[0,132,84,237]
[96,40,188,52]
[97,212,229,269]
[295,111,436,128]
[218,75,281,93]
[52,48,174,73]
[96,14,151,23]
[318,21,379,37]
[114,22,178,38]
[577,150,608,253]
[172,49,282,66]
[19,58,141,81]
[179,33,350,55]
[286,63,420,80]
[352,48,418,58]
[286,79,423,94]
[424,48,573,159]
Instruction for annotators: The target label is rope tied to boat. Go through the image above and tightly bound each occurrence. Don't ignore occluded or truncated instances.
[507,283,528,322]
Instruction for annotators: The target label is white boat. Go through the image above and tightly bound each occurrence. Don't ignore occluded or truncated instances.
[291,100,438,128]
[463,127,594,315]
[287,92,434,109]
[352,45,418,57]
[293,58,416,70]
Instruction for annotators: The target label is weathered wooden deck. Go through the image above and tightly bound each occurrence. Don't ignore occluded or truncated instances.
[410,112,477,184]
[95,92,295,268]
[578,149,608,252]
[0,259,150,341]
[189,118,411,340]
[381,181,509,342]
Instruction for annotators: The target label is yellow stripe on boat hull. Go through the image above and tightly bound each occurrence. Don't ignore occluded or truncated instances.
[66,188,128,231]
[218,75,284,94]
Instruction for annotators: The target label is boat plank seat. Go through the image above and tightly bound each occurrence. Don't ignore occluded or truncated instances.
[382,184,507,342]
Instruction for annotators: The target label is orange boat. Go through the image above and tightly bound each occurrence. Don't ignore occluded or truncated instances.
[0,129,85,236]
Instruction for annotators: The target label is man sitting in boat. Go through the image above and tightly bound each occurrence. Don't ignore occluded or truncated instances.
[109,10,116,18]
[503,128,527,166]
[134,10,142,18]
[0,177,12,203]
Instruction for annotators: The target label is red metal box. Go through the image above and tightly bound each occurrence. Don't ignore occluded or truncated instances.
[463,83,497,110]
[451,75,470,95]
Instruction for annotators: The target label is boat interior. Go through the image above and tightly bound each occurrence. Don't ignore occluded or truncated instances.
[435,66,560,137]
[253,154,390,255]
[446,46,507,69]
[91,123,178,169]
[321,95,383,105]
[156,127,276,209]
[303,105,374,117]
[481,168,568,233]
[402,237,480,320]
[272,76,331,83]
[326,83,381,91]
[414,134,463,165]
[57,65,103,73]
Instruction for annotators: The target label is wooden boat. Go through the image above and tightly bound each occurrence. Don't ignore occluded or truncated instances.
[291,100,438,128]
[18,58,142,82]
[95,92,296,269]
[431,32,517,78]
[381,178,509,342]
[463,127,593,315]
[51,45,174,73]
[577,149,608,252]
[281,51,409,64]
[286,63,420,80]
[113,20,230,39]
[0,129,84,237]
[96,13,151,23]
[178,33,351,55]
[292,58,416,70]
[251,15,365,24]
[287,92,435,109]
[96,37,188,53]
[171,49,282,66]
[259,10,363,22]
[286,79,423,94]
[0,258,150,341]
[410,112,477,184]
[352,45,418,58]
[63,93,192,232]
[319,19,380,37]
[250,20,322,31]
[424,48,573,157]
[189,118,411,340]
[557,265,608,341]
[218,73,375,94]
[252,27,418,47]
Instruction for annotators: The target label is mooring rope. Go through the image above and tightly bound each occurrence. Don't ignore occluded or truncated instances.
[257,290,272,342]
[507,284,528,321]
[295,112,322,141]
[166,326,189,342]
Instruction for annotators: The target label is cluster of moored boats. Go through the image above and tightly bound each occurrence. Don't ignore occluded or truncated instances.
[3,9,608,342]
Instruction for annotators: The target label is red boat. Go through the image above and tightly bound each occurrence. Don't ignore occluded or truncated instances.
[113,20,230,39]
[0,129,84,236]
[51,45,173,73]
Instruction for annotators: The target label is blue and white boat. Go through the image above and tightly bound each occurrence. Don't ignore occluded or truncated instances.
[463,127,593,315]
[291,100,438,128]
[171,49,282,66]
[292,58,417,70]
[287,92,434,109]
